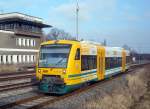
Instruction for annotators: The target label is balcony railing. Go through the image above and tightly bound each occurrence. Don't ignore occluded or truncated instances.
[14,29,43,38]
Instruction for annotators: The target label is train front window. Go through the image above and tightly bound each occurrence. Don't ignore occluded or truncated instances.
[39,44,71,68]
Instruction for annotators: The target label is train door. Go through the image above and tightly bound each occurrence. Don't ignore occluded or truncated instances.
[122,50,126,72]
[97,47,105,80]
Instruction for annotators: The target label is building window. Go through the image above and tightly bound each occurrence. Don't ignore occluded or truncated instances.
[0,24,2,30]
[21,39,23,46]
[18,38,22,46]
[28,55,30,62]
[11,55,13,63]
[19,55,22,63]
[29,39,31,46]
[33,55,35,62]
[8,55,11,64]
[0,55,1,64]
[25,39,27,46]
[17,55,19,63]
[30,55,33,62]
[33,40,36,46]
[6,55,8,64]
[23,39,26,46]
[17,38,32,47]
[25,55,27,63]
[21,55,23,63]
[30,39,34,46]
[16,38,19,46]
[27,55,30,63]
[10,24,14,29]
[1,24,3,30]
[27,39,30,46]
[13,55,18,64]
[23,55,26,63]
[3,55,6,64]
[1,55,3,64]
[33,55,36,62]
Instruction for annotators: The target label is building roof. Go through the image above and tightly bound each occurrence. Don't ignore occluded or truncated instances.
[0,12,52,28]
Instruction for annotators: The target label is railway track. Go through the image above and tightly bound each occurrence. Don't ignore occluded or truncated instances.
[0,63,149,109]
[0,72,35,81]
[0,94,47,109]
[0,71,35,76]
[0,81,37,92]
[0,71,36,92]
[0,73,35,81]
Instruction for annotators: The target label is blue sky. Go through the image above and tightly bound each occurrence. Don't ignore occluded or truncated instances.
[0,0,150,53]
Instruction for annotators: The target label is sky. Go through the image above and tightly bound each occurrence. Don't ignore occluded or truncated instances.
[0,0,150,53]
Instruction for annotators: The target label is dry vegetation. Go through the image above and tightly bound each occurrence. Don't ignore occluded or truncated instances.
[0,65,17,73]
[80,68,150,109]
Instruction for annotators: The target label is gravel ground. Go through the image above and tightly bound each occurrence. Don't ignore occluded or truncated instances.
[10,96,55,109]
[0,91,39,106]
[0,86,37,99]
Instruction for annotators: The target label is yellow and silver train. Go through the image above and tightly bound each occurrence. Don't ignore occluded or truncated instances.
[36,40,131,94]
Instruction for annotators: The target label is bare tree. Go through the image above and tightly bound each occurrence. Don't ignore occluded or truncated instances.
[47,28,76,40]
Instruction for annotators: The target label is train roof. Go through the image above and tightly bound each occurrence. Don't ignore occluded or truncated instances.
[40,40,130,52]
[105,46,124,51]
[40,40,79,45]
[81,41,102,46]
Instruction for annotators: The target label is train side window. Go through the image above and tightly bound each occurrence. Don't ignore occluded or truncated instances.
[75,48,80,60]
[81,55,97,71]
[105,57,122,70]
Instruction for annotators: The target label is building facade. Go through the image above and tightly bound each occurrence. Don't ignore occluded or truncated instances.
[0,12,51,67]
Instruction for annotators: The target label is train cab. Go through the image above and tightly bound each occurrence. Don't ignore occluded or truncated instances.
[36,40,81,94]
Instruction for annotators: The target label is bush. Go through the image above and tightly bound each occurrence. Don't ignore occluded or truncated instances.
[127,69,147,101]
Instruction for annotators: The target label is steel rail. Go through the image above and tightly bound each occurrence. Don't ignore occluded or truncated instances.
[0,82,37,92]
[0,71,35,76]
[0,74,35,81]
[0,94,45,109]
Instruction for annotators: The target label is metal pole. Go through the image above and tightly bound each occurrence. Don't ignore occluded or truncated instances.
[76,0,79,40]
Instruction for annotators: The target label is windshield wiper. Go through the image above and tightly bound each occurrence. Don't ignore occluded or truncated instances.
[54,57,66,66]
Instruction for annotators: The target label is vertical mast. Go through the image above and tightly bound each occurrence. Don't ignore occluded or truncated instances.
[76,0,79,40]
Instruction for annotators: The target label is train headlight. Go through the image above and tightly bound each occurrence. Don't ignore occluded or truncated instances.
[38,69,41,73]
[63,70,66,74]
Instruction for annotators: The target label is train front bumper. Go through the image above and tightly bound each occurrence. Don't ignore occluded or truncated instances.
[38,76,69,94]
[39,83,69,94]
